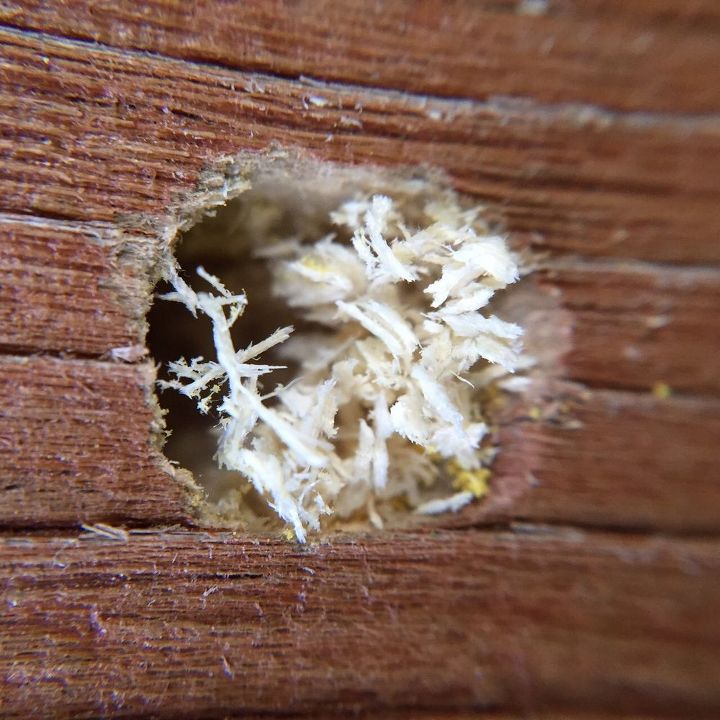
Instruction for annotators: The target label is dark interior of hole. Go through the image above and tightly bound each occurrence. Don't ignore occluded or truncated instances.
[147,189,343,505]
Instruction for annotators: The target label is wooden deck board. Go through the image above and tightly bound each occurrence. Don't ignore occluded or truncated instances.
[2,353,717,534]
[1,528,718,718]
[1,3,719,716]
[546,264,720,396]
[0,29,718,265]
[0,356,190,527]
[1,0,719,113]
[0,215,150,357]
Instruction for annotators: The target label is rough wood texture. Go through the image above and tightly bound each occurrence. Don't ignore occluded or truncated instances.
[0,356,190,527]
[0,215,150,357]
[2,349,717,533]
[547,264,720,396]
[2,529,718,718]
[0,29,719,265]
[1,0,719,716]
[2,0,719,113]
[493,390,720,533]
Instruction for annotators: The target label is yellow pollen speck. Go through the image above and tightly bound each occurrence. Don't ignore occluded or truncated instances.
[528,406,542,420]
[423,445,443,461]
[390,496,410,512]
[652,382,672,400]
[282,527,296,542]
[450,466,491,498]
[652,381,672,400]
[300,255,327,272]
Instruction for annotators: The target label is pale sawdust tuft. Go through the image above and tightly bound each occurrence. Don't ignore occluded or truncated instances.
[158,191,525,542]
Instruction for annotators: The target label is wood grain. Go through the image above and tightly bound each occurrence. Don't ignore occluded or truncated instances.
[1,0,719,113]
[0,215,152,357]
[1,3,719,717]
[3,215,719,407]
[1,529,718,718]
[0,29,719,266]
[544,263,720,396]
[2,350,717,533]
[0,355,191,527]
[492,389,720,533]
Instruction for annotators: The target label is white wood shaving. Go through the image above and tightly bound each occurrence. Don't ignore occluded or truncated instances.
[159,194,523,541]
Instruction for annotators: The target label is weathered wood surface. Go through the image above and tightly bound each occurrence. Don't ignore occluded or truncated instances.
[547,263,720,396]
[1,0,719,716]
[4,214,720,399]
[493,390,720,533]
[2,529,718,718]
[0,215,148,357]
[2,352,718,534]
[0,29,719,265]
[0,356,190,527]
[2,0,719,113]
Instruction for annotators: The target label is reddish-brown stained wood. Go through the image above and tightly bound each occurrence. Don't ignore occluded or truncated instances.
[1,30,719,265]
[2,350,717,533]
[0,356,190,527]
[1,529,718,718]
[0,216,149,357]
[3,215,719,409]
[1,3,719,717]
[546,264,720,396]
[492,389,720,533]
[2,0,719,113]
